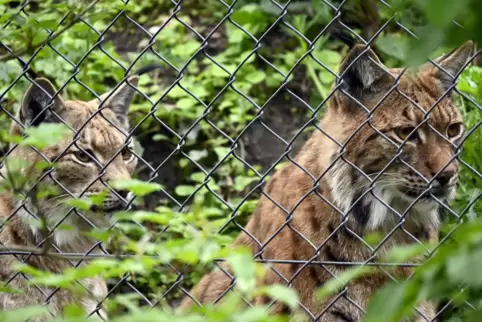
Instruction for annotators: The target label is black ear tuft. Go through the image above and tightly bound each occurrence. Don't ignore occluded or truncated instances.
[91,76,139,127]
[20,78,64,127]
[433,41,474,91]
[338,44,390,98]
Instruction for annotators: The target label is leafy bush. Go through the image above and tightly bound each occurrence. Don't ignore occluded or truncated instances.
[0,0,481,321]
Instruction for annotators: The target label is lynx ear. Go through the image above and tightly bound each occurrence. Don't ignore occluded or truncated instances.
[338,44,391,98]
[20,78,64,127]
[92,76,139,125]
[433,41,474,91]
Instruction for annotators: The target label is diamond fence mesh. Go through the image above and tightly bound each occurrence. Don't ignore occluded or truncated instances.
[0,0,481,321]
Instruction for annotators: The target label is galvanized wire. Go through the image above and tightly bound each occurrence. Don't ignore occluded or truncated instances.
[0,0,480,321]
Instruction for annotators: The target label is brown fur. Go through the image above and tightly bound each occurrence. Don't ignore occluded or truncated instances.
[181,42,474,321]
[0,77,139,320]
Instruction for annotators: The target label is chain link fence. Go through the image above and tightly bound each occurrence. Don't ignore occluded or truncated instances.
[0,0,481,321]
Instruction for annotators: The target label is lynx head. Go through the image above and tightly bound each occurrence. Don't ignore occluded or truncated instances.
[325,41,473,231]
[6,76,139,243]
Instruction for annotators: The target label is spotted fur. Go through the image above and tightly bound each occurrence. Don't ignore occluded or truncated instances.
[0,77,139,320]
[181,42,474,321]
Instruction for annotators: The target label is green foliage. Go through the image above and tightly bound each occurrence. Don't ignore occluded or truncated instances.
[453,66,482,219]
[21,123,71,149]
[110,179,163,197]
[0,0,482,321]
[317,266,373,301]
[0,305,48,322]
[363,219,482,321]
[406,0,482,64]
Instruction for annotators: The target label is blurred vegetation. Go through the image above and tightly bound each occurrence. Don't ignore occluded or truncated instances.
[0,0,481,321]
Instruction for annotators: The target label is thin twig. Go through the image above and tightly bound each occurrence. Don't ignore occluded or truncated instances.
[0,0,100,62]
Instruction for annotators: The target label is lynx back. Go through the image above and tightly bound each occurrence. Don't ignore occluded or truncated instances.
[181,42,474,322]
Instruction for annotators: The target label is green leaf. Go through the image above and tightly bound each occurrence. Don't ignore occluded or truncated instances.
[177,97,198,110]
[85,228,111,243]
[406,27,445,66]
[36,19,57,30]
[111,179,162,197]
[363,232,384,248]
[172,41,200,57]
[245,71,266,84]
[179,158,189,168]
[233,176,259,191]
[384,244,427,262]
[188,149,208,162]
[191,86,209,99]
[114,210,171,225]
[424,0,468,27]
[446,247,482,286]
[175,185,197,196]
[176,248,200,264]
[190,172,207,183]
[63,303,88,318]
[376,34,409,62]
[317,266,372,300]
[319,70,335,84]
[231,307,275,322]
[318,50,341,66]
[152,134,169,141]
[166,86,187,99]
[365,282,417,322]
[231,4,268,25]
[0,282,23,294]
[226,251,256,294]
[110,309,204,322]
[213,147,231,160]
[311,0,333,24]
[88,190,108,205]
[259,284,299,309]
[0,305,48,322]
[64,198,93,210]
[209,65,230,78]
[199,241,222,263]
[227,24,246,44]
[32,30,47,46]
[21,123,71,149]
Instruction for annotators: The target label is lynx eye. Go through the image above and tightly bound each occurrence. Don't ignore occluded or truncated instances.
[394,126,417,142]
[447,122,464,139]
[73,149,94,163]
[121,147,134,162]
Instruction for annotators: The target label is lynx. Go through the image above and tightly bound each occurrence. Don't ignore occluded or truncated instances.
[181,41,474,321]
[0,75,140,320]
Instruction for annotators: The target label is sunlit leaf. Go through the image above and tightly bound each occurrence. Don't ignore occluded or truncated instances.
[111,179,162,197]
[226,251,257,294]
[0,305,48,322]
[317,266,373,300]
[259,284,299,310]
[21,123,71,149]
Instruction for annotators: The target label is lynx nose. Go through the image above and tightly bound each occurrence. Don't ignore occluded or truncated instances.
[433,171,456,188]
